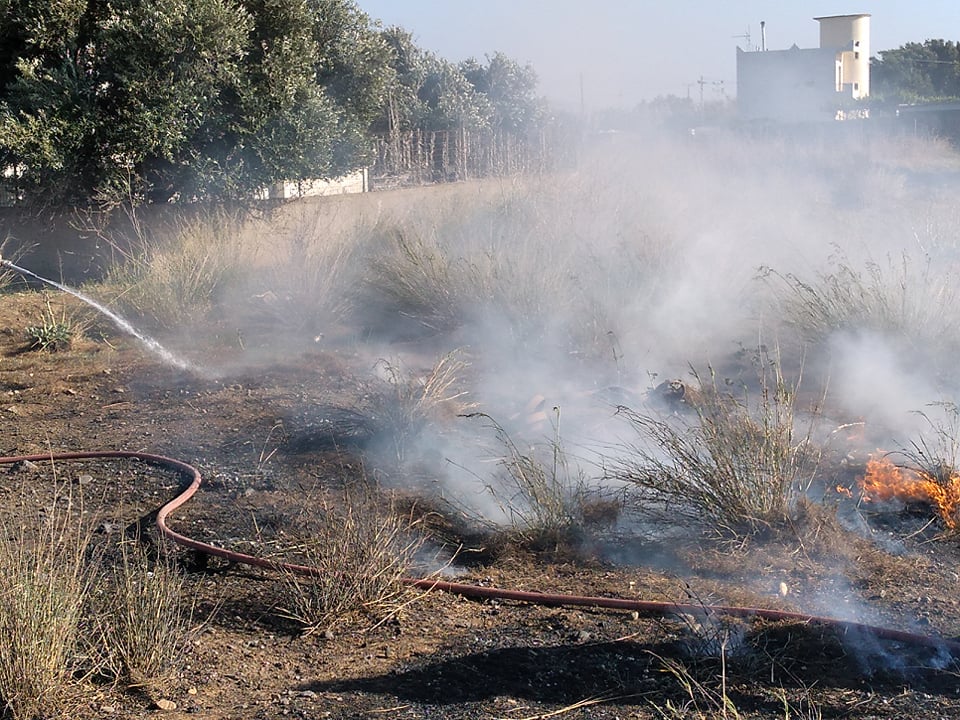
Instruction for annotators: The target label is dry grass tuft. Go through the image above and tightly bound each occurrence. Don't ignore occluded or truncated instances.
[373,349,477,462]
[762,250,960,361]
[0,238,28,291]
[278,489,423,634]
[611,353,820,536]
[97,207,254,329]
[450,412,613,554]
[241,203,374,334]
[0,495,91,719]
[88,541,192,692]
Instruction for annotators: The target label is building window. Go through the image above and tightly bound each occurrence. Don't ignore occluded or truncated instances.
[855,51,860,59]
[854,82,859,91]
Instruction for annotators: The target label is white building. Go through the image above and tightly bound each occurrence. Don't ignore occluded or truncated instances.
[737,14,870,123]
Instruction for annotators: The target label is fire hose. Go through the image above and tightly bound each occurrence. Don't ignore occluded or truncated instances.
[1,449,958,656]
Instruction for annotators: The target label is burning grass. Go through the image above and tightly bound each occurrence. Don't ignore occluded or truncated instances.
[857,454,960,531]
[852,403,960,532]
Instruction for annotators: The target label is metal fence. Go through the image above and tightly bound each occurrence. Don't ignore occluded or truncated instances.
[369,127,575,189]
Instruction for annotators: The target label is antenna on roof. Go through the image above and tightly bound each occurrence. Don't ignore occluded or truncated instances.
[760,20,766,51]
[732,26,751,51]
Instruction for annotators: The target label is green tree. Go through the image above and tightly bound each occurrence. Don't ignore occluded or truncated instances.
[459,52,543,132]
[872,39,960,103]
[0,0,391,207]
[374,26,489,134]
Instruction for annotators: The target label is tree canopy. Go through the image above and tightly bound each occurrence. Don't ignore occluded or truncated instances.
[871,39,960,104]
[0,0,391,207]
[0,1,547,208]
[373,27,543,135]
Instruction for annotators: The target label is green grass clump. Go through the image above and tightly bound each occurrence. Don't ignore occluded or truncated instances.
[24,293,86,351]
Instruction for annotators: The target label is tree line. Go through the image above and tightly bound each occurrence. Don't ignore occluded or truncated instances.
[871,39,960,104]
[0,0,546,208]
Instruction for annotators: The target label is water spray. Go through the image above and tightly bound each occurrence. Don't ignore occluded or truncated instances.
[1,256,194,371]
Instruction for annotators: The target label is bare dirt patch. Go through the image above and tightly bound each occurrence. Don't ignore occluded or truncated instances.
[2,287,960,719]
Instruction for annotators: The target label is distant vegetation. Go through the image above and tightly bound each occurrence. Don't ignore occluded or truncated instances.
[871,39,960,104]
[0,0,550,209]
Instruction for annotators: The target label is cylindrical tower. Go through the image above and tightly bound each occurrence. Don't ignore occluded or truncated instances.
[814,14,870,98]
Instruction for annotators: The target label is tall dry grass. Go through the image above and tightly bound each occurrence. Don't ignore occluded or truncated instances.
[371,349,476,462]
[240,202,376,335]
[362,176,672,357]
[97,207,256,329]
[0,498,90,719]
[610,353,820,535]
[763,249,960,360]
[0,476,193,716]
[278,489,423,634]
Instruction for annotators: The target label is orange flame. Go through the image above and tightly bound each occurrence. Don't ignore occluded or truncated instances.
[858,454,960,530]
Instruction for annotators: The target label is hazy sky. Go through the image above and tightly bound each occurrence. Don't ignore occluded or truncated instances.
[357,1,960,111]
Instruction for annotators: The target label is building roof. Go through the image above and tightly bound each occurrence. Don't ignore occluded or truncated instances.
[813,14,871,20]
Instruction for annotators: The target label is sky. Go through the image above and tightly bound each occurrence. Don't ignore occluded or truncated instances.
[357,1,960,111]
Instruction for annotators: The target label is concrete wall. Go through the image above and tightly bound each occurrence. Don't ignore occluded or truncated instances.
[262,169,368,200]
[737,46,844,123]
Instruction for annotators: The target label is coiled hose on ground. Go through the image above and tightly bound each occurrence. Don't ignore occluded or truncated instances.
[1,449,957,656]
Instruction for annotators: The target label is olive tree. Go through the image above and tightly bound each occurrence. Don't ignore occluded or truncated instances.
[0,0,391,207]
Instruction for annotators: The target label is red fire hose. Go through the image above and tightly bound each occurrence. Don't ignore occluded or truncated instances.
[2,449,958,655]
